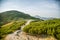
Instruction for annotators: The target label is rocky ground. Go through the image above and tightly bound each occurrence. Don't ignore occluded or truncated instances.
[5,32,56,40]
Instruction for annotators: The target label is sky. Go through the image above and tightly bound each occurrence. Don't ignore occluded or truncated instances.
[0,0,60,18]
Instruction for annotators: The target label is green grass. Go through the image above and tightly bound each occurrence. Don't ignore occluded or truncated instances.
[23,19,60,40]
[0,20,26,40]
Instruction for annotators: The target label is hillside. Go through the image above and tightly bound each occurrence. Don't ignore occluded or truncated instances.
[0,10,40,26]
[4,19,59,40]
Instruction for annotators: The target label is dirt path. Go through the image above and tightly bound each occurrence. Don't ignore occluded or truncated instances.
[5,20,33,40]
[21,20,32,30]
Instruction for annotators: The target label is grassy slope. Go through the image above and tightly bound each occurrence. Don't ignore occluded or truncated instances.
[23,19,60,40]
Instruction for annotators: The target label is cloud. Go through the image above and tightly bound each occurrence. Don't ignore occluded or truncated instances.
[0,0,60,18]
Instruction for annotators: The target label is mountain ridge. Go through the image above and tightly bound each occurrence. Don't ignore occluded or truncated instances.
[0,10,40,26]
[34,15,54,20]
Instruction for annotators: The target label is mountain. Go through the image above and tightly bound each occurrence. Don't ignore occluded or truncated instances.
[0,10,39,19]
[0,10,40,26]
[34,15,53,20]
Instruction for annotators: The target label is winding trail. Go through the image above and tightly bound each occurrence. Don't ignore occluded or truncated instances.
[21,20,32,30]
[13,20,33,35]
[5,20,33,40]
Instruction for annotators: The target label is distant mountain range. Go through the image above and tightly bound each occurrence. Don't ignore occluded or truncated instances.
[34,15,54,20]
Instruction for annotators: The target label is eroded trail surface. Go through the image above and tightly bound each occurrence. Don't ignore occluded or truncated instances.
[5,20,56,40]
[5,20,32,40]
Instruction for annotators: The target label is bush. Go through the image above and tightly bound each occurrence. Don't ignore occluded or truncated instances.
[0,20,26,40]
[23,19,60,40]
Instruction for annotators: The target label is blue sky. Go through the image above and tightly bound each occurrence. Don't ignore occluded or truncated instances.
[0,0,60,18]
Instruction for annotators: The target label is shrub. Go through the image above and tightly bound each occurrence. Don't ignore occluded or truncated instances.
[0,20,26,40]
[23,19,60,40]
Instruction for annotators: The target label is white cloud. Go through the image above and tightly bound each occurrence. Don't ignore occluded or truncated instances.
[0,0,60,18]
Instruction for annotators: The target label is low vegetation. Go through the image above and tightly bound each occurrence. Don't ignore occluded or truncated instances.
[0,20,26,40]
[23,19,60,40]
